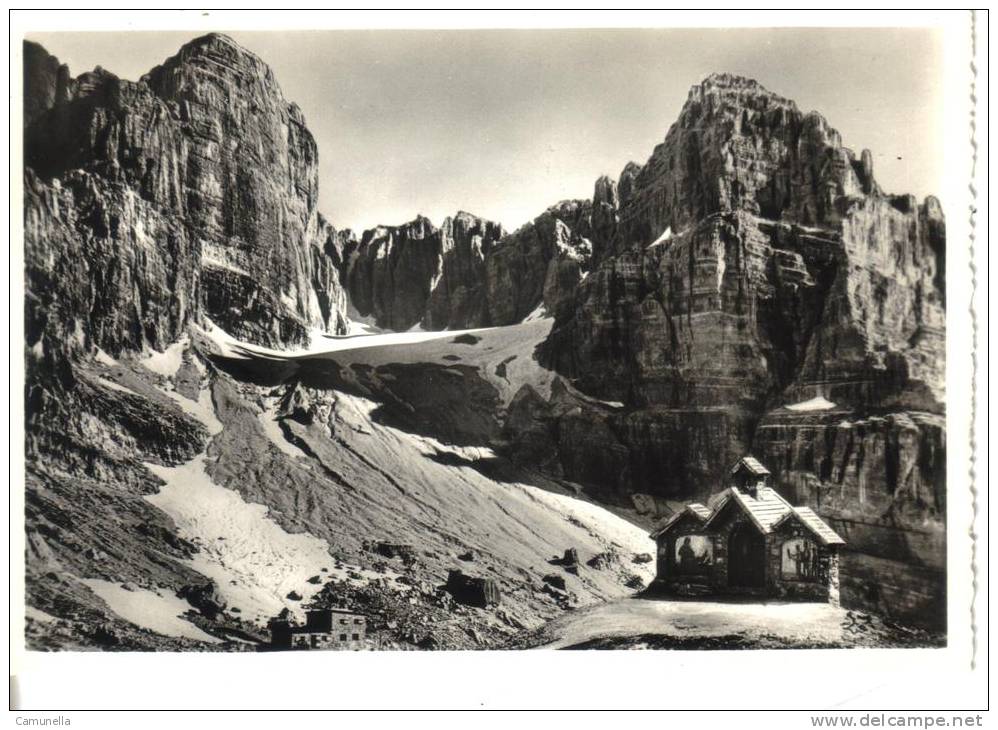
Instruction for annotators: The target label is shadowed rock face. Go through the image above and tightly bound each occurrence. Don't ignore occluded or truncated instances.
[24,34,349,355]
[343,213,507,332]
[342,200,607,332]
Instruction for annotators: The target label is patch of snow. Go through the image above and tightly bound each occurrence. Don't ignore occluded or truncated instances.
[81,578,221,643]
[343,302,387,336]
[144,455,357,625]
[785,395,837,412]
[196,318,493,361]
[141,337,187,378]
[96,377,140,397]
[162,387,224,435]
[648,226,673,247]
[25,606,58,624]
[94,348,117,366]
[345,319,383,336]
[522,303,550,323]
[200,244,250,277]
[257,404,308,458]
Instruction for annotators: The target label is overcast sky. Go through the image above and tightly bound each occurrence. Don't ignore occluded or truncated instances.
[27,28,944,233]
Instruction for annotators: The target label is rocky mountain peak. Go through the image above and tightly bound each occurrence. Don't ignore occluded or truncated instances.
[24,35,349,354]
[143,32,272,82]
[593,175,619,209]
[23,42,71,126]
[609,72,898,252]
[694,72,792,99]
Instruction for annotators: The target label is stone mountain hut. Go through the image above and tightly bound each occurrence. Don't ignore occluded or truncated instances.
[269,608,367,650]
[650,456,846,603]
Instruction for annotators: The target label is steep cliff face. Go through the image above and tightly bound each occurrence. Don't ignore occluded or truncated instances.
[545,73,944,413]
[755,408,946,625]
[24,35,349,354]
[485,200,600,325]
[344,213,506,332]
[426,212,507,329]
[535,74,944,481]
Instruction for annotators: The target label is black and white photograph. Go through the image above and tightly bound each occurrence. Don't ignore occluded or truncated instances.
[9,9,986,716]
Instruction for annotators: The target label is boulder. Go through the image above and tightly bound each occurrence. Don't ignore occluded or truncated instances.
[444,569,501,608]
[179,581,227,620]
[370,541,418,565]
[624,574,646,590]
[586,550,621,570]
[542,574,567,591]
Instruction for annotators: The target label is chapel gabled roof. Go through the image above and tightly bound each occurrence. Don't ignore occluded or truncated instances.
[649,502,710,538]
[771,507,846,546]
[650,458,844,546]
[702,486,791,534]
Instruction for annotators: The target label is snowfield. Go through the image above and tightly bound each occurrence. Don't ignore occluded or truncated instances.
[648,226,673,247]
[196,319,494,360]
[95,376,140,397]
[144,455,344,625]
[81,578,221,643]
[522,303,548,322]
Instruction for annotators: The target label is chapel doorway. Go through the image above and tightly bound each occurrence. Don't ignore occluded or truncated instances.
[728,523,765,588]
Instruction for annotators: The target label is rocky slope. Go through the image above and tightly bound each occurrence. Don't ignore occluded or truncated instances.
[22,35,946,647]
[25,327,659,650]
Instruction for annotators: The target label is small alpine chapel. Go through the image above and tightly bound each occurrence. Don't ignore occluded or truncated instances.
[650,456,846,603]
